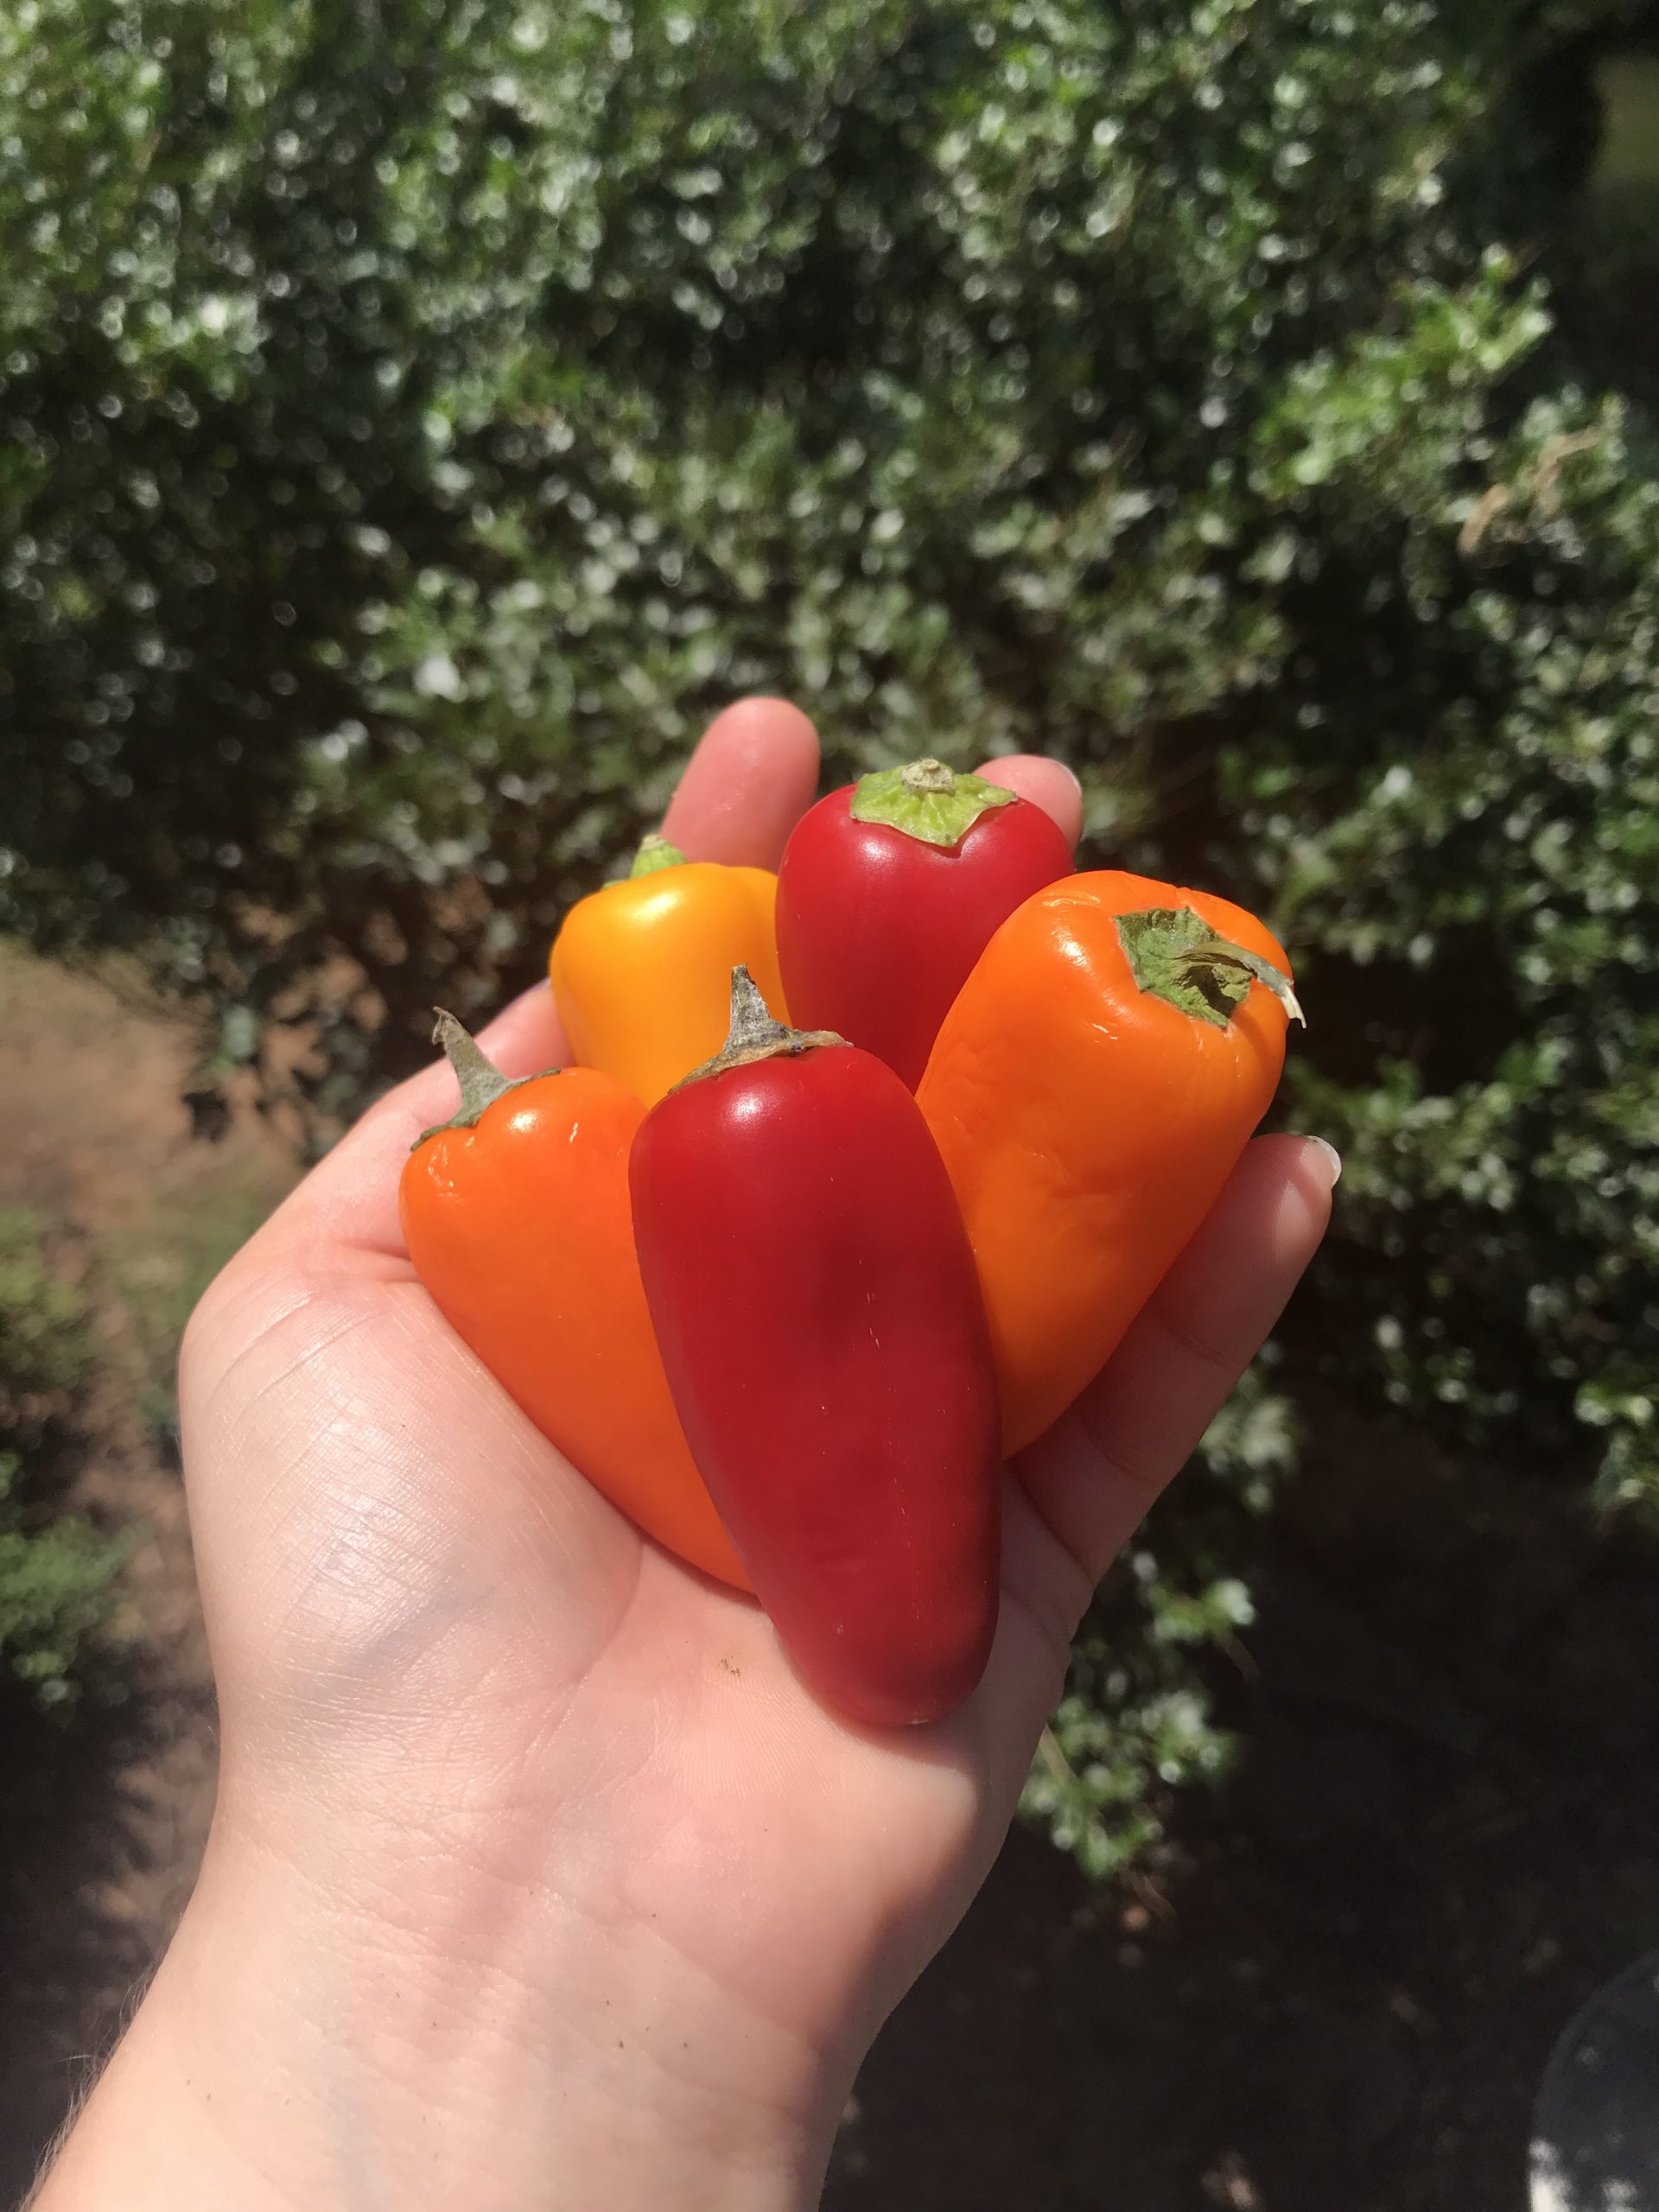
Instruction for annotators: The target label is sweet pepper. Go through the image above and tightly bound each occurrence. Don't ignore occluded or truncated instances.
[549,836,788,1104]
[918,871,1302,1456]
[776,758,1075,1090]
[631,969,1001,1727]
[401,1014,747,1587]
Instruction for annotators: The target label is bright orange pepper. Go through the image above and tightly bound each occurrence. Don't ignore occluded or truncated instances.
[400,1014,747,1588]
[917,870,1300,1456]
[549,836,788,1104]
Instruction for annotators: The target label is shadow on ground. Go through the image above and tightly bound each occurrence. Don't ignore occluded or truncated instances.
[827,1412,1659,2212]
[0,1655,215,2209]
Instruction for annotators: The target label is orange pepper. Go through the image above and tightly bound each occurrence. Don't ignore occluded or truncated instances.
[400,1014,747,1588]
[549,836,788,1104]
[917,870,1301,1456]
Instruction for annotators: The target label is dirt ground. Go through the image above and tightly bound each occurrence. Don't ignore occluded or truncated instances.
[1,943,1656,2210]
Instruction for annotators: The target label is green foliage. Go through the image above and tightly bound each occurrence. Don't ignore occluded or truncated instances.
[0,1213,124,1705]
[1236,345,1659,1522]
[2,0,1655,1859]
[0,1209,95,1411]
[0,1452,125,1707]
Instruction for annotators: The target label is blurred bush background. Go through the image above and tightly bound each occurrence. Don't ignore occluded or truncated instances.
[0,1208,126,1705]
[1,0,1656,2197]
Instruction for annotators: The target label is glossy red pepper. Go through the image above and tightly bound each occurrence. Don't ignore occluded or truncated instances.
[775,758,1075,1089]
[630,969,1001,1728]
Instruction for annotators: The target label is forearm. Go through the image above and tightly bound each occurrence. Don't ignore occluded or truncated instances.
[33,1825,834,2212]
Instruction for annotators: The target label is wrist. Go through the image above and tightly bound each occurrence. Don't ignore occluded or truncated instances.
[36,1802,836,2212]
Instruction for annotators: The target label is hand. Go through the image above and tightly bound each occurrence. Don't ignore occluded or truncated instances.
[35,701,1336,2212]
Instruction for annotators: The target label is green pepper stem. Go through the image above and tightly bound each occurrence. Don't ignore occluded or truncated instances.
[412,1009,551,1148]
[629,833,689,879]
[723,965,797,1057]
[1183,943,1305,1026]
[899,758,959,797]
[671,968,848,1091]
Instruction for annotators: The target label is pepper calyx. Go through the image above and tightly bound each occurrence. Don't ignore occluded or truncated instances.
[1116,907,1304,1031]
[412,1010,556,1148]
[849,758,1016,850]
[629,833,689,880]
[671,967,847,1091]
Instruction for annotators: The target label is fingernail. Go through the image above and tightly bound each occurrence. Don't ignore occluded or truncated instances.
[1302,1135,1343,1188]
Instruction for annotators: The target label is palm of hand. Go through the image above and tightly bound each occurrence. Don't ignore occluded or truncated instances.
[178,702,1331,2142]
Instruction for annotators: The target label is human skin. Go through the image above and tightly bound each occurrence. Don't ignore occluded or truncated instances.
[32,697,1337,2212]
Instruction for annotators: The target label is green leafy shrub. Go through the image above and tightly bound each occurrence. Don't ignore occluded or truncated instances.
[2,0,1654,1860]
[0,1211,124,1704]
[0,1209,95,1414]
[0,1452,124,1707]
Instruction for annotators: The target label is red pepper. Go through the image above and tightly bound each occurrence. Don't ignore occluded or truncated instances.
[775,757,1075,1089]
[630,969,1001,1727]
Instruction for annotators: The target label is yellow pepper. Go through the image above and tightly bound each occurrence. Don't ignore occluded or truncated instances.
[549,836,789,1103]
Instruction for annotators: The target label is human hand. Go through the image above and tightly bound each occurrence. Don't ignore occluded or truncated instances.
[36,701,1336,2212]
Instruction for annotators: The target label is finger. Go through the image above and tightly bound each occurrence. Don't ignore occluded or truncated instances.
[662,696,822,868]
[975,755,1083,850]
[1015,1135,1338,1590]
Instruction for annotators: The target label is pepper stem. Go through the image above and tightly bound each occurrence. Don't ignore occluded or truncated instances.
[671,967,848,1091]
[899,757,959,797]
[1116,908,1304,1031]
[1184,944,1305,1026]
[629,832,688,879]
[412,1010,552,1149]
[723,964,798,1057]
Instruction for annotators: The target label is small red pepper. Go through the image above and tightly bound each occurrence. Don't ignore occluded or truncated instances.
[630,969,1001,1727]
[775,757,1075,1090]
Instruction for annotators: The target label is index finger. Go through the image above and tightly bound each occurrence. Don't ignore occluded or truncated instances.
[662,697,822,867]
[975,754,1084,850]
